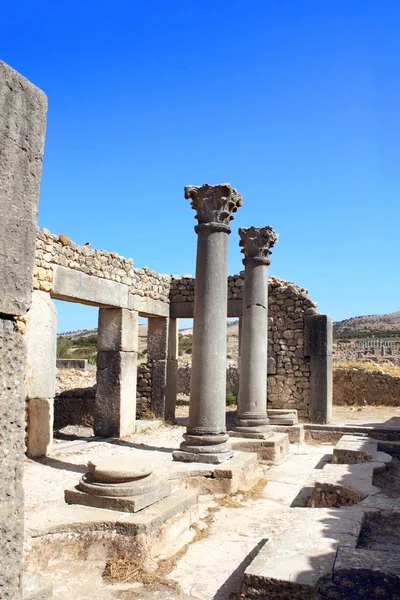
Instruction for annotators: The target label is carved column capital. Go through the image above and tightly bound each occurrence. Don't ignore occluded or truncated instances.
[239,226,278,265]
[184,184,243,232]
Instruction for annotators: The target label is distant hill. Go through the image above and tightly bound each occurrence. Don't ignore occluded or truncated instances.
[334,311,400,339]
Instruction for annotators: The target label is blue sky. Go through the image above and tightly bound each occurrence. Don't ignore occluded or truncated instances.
[2,1,399,332]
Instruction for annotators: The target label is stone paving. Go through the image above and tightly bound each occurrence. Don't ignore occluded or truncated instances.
[24,423,344,599]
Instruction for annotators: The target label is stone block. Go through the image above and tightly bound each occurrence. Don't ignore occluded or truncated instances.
[97,308,138,352]
[128,294,169,317]
[304,314,333,356]
[94,351,137,438]
[56,358,88,369]
[25,291,57,399]
[147,317,169,360]
[23,573,53,600]
[26,398,53,457]
[0,62,47,316]
[52,265,129,308]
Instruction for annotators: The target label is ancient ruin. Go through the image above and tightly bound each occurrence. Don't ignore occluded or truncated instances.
[2,61,400,600]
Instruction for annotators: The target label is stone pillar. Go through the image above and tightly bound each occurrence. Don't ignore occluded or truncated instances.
[238,316,243,369]
[147,317,169,418]
[165,318,179,421]
[25,290,57,457]
[173,184,242,463]
[0,62,47,600]
[95,308,138,438]
[304,314,333,423]
[234,227,278,436]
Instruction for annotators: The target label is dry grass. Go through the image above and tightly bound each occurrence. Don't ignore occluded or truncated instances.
[334,359,400,377]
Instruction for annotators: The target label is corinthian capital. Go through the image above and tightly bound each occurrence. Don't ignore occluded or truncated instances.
[184,184,242,230]
[239,226,278,265]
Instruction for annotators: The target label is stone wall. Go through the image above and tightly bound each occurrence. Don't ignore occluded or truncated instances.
[34,228,171,302]
[177,364,239,397]
[172,274,317,419]
[333,367,400,407]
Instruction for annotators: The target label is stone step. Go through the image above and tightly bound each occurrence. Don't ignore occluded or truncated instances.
[333,434,392,464]
[229,432,290,465]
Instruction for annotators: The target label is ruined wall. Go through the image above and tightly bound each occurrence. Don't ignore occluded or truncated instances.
[0,62,47,600]
[33,229,319,419]
[34,228,171,302]
[171,274,317,419]
[177,364,239,397]
[333,367,400,407]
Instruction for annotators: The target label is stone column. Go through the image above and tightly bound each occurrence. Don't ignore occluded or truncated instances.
[25,290,57,457]
[147,317,169,418]
[234,227,278,436]
[165,318,179,421]
[94,308,138,438]
[0,61,47,600]
[304,314,333,423]
[173,184,242,463]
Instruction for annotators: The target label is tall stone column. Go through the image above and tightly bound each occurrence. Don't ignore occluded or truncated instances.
[173,184,242,463]
[235,226,278,436]
[147,316,169,418]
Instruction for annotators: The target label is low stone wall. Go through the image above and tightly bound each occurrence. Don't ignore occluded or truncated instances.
[333,367,400,406]
[177,364,239,397]
[136,361,153,418]
[54,388,95,430]
[34,229,171,302]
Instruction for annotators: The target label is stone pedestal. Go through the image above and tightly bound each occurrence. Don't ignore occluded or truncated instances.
[234,227,278,438]
[94,308,138,438]
[173,184,242,464]
[65,457,171,512]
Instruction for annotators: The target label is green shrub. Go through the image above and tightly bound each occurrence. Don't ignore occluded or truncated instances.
[57,336,72,358]
[226,391,237,406]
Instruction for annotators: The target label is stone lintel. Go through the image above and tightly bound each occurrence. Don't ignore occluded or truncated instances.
[170,298,243,319]
[52,265,129,308]
[128,294,169,317]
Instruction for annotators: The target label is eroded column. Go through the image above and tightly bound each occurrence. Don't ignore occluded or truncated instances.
[94,308,138,438]
[173,184,242,463]
[235,227,278,436]
[165,318,179,421]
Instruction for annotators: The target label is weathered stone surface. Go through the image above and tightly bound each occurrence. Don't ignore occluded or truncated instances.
[334,366,400,407]
[25,291,56,399]
[0,62,47,315]
[94,351,137,438]
[22,573,53,600]
[147,317,169,361]
[52,264,129,308]
[151,359,168,418]
[0,319,26,599]
[26,398,53,458]
[97,307,138,352]
[65,479,171,513]
[310,355,333,424]
[304,314,333,357]
[87,457,153,483]
[184,183,242,226]
[128,294,169,317]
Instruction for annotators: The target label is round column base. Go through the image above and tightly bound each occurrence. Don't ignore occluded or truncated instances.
[173,432,233,464]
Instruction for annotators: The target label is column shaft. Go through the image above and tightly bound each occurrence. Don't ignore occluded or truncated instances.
[165,318,179,421]
[236,262,269,430]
